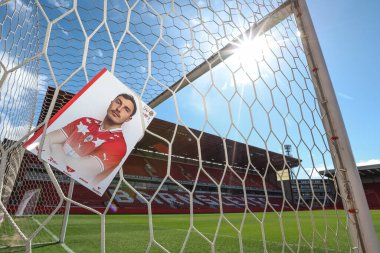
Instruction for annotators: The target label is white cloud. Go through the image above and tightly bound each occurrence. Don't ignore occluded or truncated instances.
[46,0,71,15]
[196,0,207,8]
[47,0,71,9]
[91,49,104,61]
[138,66,146,73]
[297,164,332,180]
[96,49,104,58]
[7,0,33,14]
[57,24,69,36]
[0,116,31,143]
[357,159,380,167]
[307,166,326,179]
[337,92,354,100]
[189,18,201,27]
[0,51,48,142]
[38,74,49,86]
[300,159,380,179]
[91,49,104,62]
[61,29,69,36]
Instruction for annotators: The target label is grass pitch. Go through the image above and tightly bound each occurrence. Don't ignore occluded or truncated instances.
[1,210,379,252]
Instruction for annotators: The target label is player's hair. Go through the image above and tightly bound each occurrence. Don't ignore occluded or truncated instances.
[117,93,137,117]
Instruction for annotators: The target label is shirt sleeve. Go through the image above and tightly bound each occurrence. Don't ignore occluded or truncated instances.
[61,118,83,138]
[89,138,127,173]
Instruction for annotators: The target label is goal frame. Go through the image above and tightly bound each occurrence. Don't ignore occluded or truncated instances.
[143,0,378,251]
[293,1,378,252]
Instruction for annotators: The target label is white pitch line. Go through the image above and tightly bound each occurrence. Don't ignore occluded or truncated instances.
[32,217,75,253]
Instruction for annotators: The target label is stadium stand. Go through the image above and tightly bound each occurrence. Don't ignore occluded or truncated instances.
[322,163,380,210]
[5,86,301,215]
[363,183,380,209]
[7,150,290,214]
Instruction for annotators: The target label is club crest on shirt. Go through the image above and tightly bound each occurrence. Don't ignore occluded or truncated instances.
[84,134,94,142]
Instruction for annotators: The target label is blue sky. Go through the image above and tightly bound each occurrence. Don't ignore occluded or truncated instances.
[151,0,380,177]
[1,0,378,175]
[306,0,380,165]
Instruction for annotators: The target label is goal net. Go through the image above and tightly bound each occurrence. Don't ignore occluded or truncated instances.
[0,0,376,252]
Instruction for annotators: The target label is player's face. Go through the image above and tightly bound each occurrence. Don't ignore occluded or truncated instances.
[106,96,135,125]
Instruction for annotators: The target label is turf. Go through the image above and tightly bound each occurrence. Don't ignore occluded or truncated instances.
[1,210,379,252]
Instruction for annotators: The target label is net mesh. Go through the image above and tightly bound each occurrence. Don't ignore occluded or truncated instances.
[0,0,354,252]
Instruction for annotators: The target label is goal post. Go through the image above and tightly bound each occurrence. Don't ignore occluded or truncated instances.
[0,0,379,252]
[293,1,379,251]
[148,1,380,249]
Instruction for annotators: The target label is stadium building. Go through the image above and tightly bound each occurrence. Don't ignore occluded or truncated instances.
[6,87,379,216]
[5,86,379,217]
[6,87,302,215]
[321,164,380,210]
[290,179,336,209]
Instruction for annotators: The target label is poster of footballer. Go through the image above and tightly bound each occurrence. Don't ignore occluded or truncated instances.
[24,69,156,196]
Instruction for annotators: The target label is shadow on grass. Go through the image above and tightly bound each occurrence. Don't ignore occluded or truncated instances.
[0,241,60,253]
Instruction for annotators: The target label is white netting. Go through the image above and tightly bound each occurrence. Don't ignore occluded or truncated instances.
[0,0,367,252]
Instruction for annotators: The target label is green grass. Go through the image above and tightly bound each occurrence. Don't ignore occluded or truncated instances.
[1,210,379,252]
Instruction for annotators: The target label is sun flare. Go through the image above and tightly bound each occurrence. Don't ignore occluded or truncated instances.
[235,36,268,64]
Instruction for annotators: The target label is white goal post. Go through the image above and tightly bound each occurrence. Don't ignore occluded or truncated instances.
[293,2,378,252]
[0,0,378,252]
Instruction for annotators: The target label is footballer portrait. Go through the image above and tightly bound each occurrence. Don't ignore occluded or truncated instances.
[24,69,156,196]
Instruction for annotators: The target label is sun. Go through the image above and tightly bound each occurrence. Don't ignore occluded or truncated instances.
[234,36,268,65]
[227,35,271,86]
